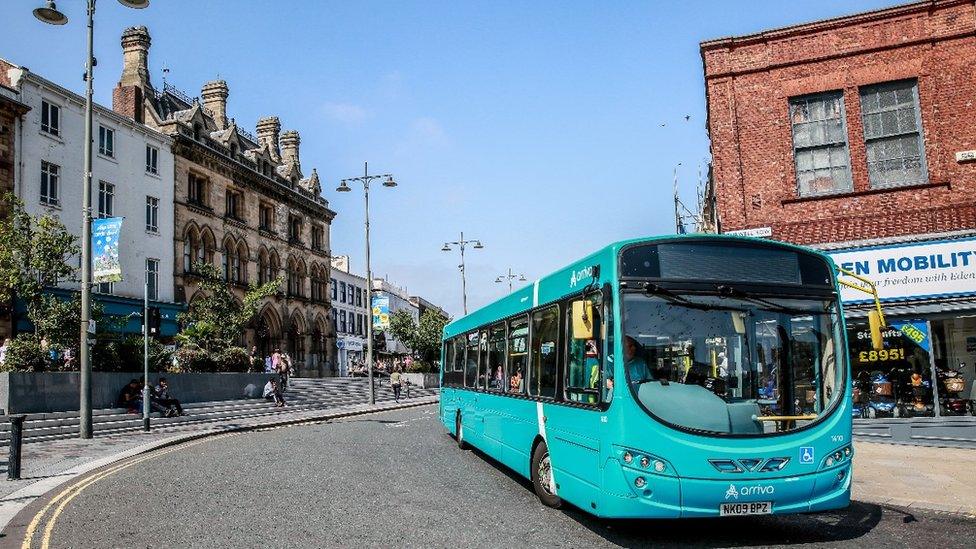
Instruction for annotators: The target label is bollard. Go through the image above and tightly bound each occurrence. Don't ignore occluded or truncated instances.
[8,415,25,480]
[406,381,411,400]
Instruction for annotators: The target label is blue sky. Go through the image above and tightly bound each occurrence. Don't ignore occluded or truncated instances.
[2,0,896,317]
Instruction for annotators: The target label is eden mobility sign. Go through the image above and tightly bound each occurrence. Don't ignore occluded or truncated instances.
[828,237,976,303]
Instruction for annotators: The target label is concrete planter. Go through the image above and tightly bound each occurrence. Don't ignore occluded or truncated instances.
[0,371,283,414]
[402,373,440,389]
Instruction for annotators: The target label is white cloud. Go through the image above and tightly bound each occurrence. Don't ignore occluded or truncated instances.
[320,102,371,124]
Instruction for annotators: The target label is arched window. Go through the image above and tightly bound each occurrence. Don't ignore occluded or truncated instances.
[287,258,297,296]
[223,239,236,282]
[236,242,248,283]
[270,251,280,281]
[258,248,269,285]
[183,226,201,274]
[200,227,216,265]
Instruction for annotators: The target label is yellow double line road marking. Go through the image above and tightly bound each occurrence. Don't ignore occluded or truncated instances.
[21,435,233,549]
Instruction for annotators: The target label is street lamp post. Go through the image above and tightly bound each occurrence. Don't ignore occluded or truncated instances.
[33,0,150,440]
[337,162,396,406]
[441,233,483,315]
[494,268,527,294]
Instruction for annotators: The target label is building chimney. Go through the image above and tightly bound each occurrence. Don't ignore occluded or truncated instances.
[113,26,151,123]
[280,130,300,170]
[255,116,281,162]
[200,80,229,130]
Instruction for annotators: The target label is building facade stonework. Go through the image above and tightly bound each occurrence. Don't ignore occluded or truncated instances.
[111,26,337,375]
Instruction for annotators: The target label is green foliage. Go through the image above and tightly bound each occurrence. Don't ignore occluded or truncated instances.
[215,346,251,373]
[0,336,46,372]
[177,262,282,352]
[0,193,79,309]
[387,309,450,364]
[388,310,417,352]
[406,360,436,374]
[172,343,215,373]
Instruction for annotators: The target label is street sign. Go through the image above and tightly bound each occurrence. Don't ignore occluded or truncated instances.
[87,319,96,334]
[799,446,815,464]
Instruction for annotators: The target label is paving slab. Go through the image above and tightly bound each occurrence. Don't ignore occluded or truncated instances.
[852,440,976,517]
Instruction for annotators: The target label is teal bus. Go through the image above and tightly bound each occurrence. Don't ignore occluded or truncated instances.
[439,235,883,519]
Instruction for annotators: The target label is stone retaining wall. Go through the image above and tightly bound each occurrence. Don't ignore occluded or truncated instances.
[0,372,280,414]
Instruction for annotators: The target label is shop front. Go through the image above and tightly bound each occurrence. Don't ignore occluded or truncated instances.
[829,236,976,447]
[336,336,364,377]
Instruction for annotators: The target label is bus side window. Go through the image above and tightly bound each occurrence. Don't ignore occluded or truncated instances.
[508,316,529,394]
[478,330,489,390]
[565,294,602,404]
[464,332,479,387]
[444,340,455,386]
[487,323,506,391]
[452,337,465,387]
[530,305,560,399]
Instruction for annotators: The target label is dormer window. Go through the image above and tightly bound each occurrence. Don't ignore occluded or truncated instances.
[230,143,238,158]
[193,123,202,141]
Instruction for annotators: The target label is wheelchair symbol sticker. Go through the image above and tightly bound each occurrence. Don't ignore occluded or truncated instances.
[799,446,815,464]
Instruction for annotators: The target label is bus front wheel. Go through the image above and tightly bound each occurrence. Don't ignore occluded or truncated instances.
[456,412,468,450]
[531,442,562,509]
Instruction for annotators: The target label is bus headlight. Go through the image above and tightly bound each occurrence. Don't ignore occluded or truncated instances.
[639,456,650,468]
[653,460,666,473]
[634,476,646,488]
[614,446,675,477]
[821,444,853,470]
[623,451,633,464]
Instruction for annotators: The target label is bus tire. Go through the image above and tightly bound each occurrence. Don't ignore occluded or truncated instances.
[456,412,468,450]
[531,442,562,509]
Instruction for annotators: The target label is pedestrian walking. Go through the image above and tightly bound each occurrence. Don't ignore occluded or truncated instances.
[391,366,403,402]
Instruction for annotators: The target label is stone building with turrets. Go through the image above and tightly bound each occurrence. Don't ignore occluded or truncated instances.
[110,26,337,376]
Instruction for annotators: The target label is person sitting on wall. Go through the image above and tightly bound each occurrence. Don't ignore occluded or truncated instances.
[138,376,170,416]
[118,379,142,413]
[154,377,185,417]
[264,377,286,407]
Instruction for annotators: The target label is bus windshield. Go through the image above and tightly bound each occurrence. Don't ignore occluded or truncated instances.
[621,292,844,436]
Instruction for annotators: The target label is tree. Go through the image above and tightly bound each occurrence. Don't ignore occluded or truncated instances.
[387,309,449,367]
[177,262,282,352]
[414,309,450,365]
[0,192,80,343]
[388,310,417,354]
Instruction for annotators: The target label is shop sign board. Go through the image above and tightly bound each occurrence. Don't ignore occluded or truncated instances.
[829,237,976,303]
[725,227,772,238]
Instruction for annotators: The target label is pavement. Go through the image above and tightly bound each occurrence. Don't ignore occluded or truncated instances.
[5,404,973,549]
[852,440,976,516]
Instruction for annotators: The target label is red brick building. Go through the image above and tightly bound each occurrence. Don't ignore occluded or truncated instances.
[702,0,976,434]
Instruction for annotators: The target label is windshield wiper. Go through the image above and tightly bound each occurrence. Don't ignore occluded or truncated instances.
[717,285,825,314]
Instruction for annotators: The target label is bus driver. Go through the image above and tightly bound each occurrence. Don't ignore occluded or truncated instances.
[624,336,650,384]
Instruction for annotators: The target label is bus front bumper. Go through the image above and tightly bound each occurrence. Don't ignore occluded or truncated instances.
[600,459,852,519]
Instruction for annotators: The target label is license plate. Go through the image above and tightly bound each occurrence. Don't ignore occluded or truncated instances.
[719,501,772,516]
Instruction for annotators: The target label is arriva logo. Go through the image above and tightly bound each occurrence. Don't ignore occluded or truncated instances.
[569,266,594,287]
[725,484,774,500]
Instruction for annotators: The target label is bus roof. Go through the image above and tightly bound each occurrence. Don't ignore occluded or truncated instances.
[443,233,830,339]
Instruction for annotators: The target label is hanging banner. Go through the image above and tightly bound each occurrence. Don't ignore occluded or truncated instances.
[372,294,390,330]
[92,217,123,283]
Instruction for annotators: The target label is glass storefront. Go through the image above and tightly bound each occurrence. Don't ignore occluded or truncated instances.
[847,315,976,419]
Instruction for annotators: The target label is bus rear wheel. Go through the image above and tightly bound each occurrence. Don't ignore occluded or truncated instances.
[531,442,562,509]
[456,412,468,450]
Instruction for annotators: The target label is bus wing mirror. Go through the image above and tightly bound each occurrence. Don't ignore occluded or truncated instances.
[571,300,594,340]
[868,310,884,351]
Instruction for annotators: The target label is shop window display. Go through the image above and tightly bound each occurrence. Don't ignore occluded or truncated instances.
[930,318,976,417]
[847,319,935,418]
